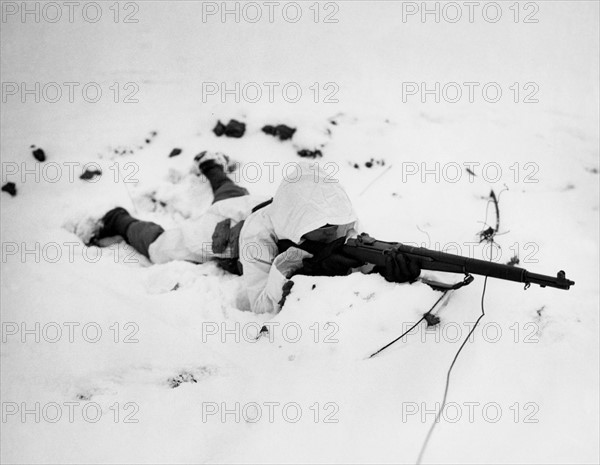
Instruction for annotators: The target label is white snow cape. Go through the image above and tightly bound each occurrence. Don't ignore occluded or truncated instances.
[149,163,358,313]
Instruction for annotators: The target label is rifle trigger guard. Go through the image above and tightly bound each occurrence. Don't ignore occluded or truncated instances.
[524,282,531,290]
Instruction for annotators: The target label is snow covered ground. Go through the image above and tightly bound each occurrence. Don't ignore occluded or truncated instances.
[1,1,598,463]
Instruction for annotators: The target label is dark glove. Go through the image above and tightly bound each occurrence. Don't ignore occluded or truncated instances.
[296,237,365,277]
[373,250,421,283]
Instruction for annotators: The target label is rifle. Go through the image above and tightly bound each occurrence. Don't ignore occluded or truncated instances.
[341,233,574,290]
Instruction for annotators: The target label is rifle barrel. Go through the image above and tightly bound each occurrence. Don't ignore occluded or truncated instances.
[344,234,574,290]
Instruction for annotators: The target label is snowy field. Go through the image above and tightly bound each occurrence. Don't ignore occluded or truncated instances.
[1,1,599,463]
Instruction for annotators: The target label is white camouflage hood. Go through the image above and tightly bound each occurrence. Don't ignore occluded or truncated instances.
[267,163,357,244]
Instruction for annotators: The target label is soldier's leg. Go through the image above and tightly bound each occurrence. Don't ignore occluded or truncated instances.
[195,151,249,204]
[93,207,164,259]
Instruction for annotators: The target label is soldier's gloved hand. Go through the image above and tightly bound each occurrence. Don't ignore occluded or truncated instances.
[374,250,421,283]
[296,237,364,277]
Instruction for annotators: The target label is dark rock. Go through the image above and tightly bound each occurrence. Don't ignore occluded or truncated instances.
[297,149,323,159]
[80,168,102,180]
[32,147,46,162]
[507,256,520,266]
[2,182,17,196]
[168,371,198,389]
[225,119,246,137]
[424,313,440,327]
[168,148,182,158]
[262,125,275,135]
[352,158,385,169]
[225,120,245,138]
[262,124,296,141]
[213,119,246,138]
[213,121,226,136]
